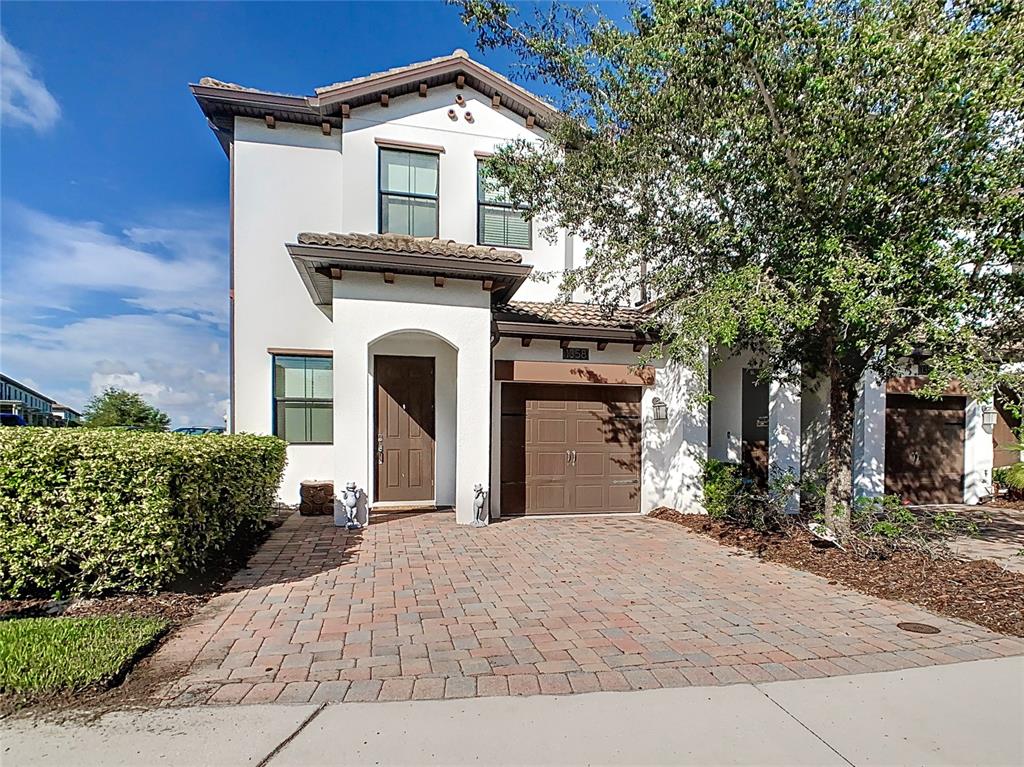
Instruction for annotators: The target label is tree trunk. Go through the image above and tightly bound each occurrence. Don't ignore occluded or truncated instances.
[824,372,857,541]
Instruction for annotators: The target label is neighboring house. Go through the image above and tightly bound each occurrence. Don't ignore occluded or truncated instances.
[192,50,1001,519]
[51,404,83,427]
[0,373,56,426]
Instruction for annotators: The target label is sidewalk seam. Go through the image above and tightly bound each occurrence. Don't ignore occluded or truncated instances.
[755,684,857,767]
[256,703,326,767]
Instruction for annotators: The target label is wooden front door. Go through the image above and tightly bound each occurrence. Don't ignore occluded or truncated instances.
[501,384,641,515]
[885,394,965,504]
[375,355,435,502]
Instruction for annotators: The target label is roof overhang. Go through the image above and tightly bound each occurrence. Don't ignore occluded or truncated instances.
[287,242,533,308]
[315,54,556,129]
[190,84,342,157]
[493,319,654,350]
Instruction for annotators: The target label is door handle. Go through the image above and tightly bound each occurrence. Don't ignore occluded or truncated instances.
[377,434,384,464]
[571,450,577,465]
[566,449,571,464]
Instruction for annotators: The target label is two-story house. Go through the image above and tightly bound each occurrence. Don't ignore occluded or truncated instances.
[192,50,1004,522]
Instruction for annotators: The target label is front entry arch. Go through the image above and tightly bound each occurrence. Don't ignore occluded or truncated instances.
[375,355,436,502]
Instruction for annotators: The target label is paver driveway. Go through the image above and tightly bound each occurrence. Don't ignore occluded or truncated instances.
[156,511,1023,706]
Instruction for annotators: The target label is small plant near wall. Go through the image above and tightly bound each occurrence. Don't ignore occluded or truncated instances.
[699,458,743,520]
[994,461,1024,500]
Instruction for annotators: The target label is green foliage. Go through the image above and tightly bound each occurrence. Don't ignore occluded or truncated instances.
[454,0,1024,536]
[0,429,287,597]
[848,494,979,555]
[994,462,1024,498]
[0,616,168,693]
[83,387,171,431]
[700,458,796,532]
[699,458,743,519]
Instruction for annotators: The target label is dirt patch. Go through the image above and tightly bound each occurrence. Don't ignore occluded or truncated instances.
[0,510,292,719]
[985,497,1024,512]
[649,508,1024,638]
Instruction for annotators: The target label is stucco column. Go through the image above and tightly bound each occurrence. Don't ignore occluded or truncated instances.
[332,297,371,507]
[769,374,802,513]
[853,371,886,498]
[454,320,493,524]
[964,398,995,504]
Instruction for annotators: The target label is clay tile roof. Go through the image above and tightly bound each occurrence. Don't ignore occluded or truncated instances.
[314,51,468,95]
[196,77,305,99]
[296,232,524,264]
[495,301,648,329]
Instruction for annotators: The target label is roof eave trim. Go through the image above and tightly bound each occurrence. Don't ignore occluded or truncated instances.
[493,320,653,344]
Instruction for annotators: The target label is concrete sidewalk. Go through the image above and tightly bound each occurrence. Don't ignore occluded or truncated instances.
[4,657,1022,766]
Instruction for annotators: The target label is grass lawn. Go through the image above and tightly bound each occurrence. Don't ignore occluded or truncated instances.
[0,616,169,694]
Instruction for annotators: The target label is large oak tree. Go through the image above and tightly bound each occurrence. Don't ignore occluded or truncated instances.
[454,0,1024,537]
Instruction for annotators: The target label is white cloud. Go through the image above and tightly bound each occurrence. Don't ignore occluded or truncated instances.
[1,205,229,426]
[1,32,60,132]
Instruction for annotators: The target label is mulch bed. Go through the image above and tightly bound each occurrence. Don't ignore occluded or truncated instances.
[649,508,1024,638]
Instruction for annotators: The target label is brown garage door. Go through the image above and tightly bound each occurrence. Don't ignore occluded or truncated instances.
[885,394,965,504]
[501,384,641,515]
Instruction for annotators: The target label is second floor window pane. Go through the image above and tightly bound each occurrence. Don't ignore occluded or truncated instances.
[380,149,438,237]
[477,160,531,249]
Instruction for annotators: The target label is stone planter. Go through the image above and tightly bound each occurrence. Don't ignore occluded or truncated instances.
[299,481,334,516]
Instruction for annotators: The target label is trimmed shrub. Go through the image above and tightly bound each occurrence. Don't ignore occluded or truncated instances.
[0,429,287,597]
[994,462,1024,499]
[699,458,743,519]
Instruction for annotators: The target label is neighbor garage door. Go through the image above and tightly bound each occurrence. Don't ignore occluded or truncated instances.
[501,384,641,515]
[884,393,965,504]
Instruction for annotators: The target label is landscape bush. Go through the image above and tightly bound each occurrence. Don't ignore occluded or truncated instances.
[0,428,287,597]
[994,462,1024,500]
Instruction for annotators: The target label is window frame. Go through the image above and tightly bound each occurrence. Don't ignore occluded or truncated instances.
[476,159,532,250]
[378,147,440,237]
[271,354,334,445]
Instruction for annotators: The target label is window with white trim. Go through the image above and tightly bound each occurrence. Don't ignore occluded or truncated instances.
[477,160,531,249]
[379,149,439,237]
[272,355,333,444]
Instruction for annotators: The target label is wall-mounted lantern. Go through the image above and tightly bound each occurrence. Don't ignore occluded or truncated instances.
[651,397,668,422]
[982,406,999,427]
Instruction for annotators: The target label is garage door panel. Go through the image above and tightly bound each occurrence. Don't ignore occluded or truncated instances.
[534,418,567,444]
[531,482,570,512]
[574,451,606,477]
[532,451,569,478]
[608,482,639,510]
[885,394,965,505]
[576,418,605,443]
[574,484,606,509]
[502,383,641,516]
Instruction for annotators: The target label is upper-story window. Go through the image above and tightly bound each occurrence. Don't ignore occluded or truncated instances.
[477,160,531,249]
[379,149,439,237]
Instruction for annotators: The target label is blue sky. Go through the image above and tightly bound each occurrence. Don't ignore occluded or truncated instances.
[1,1,581,426]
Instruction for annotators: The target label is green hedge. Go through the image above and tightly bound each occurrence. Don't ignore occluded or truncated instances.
[0,429,287,597]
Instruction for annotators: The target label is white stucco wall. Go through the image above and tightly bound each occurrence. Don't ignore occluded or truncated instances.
[708,349,749,463]
[332,272,491,523]
[232,118,342,503]
[340,85,568,302]
[852,371,886,498]
[489,339,707,516]
[799,376,830,479]
[964,398,995,504]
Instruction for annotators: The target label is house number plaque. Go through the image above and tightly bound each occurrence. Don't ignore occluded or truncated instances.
[562,347,589,361]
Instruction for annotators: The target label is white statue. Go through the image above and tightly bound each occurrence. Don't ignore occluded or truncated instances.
[340,482,362,530]
[471,484,488,527]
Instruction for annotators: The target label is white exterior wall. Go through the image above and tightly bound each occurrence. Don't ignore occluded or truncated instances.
[708,350,749,463]
[769,376,802,512]
[852,371,886,498]
[964,398,995,504]
[489,339,708,516]
[332,273,491,524]
[232,118,342,502]
[340,86,568,302]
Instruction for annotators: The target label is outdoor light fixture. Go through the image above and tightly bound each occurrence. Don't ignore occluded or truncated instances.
[982,406,998,427]
[651,397,668,422]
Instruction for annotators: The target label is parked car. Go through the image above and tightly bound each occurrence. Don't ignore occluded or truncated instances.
[172,426,226,435]
[0,413,28,427]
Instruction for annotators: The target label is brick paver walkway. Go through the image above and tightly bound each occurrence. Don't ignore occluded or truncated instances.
[156,511,1024,706]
